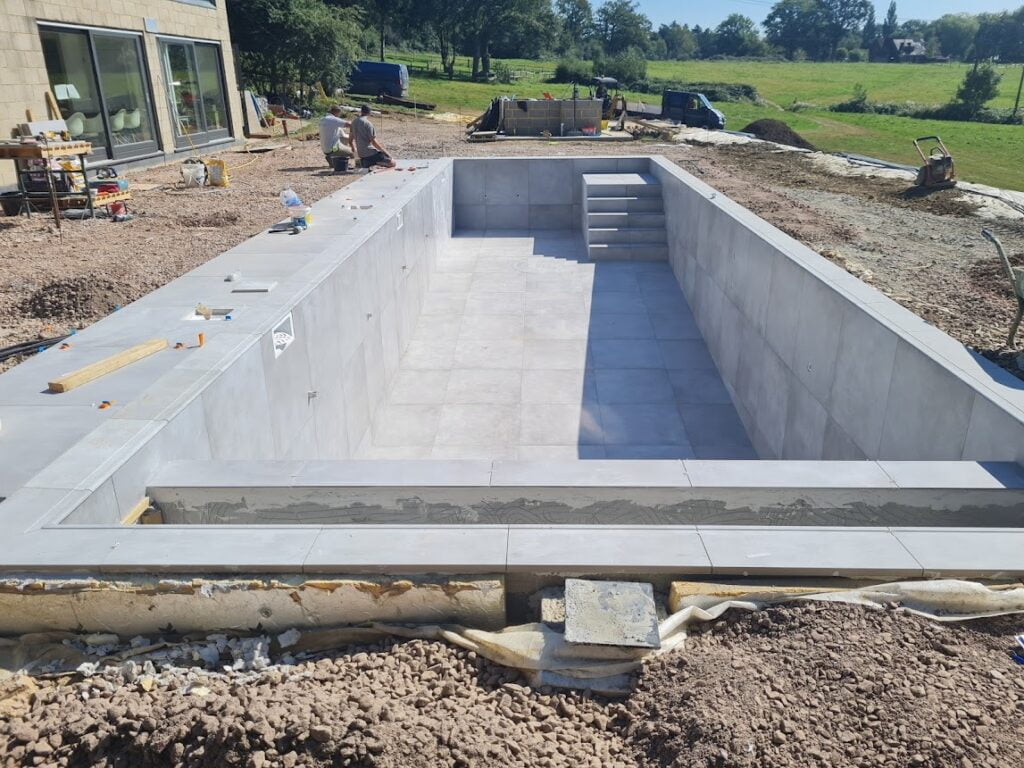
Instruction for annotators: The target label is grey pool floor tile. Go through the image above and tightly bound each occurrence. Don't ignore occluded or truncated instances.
[357,234,753,461]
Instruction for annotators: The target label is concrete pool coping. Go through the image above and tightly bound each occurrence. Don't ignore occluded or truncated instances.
[0,155,1022,581]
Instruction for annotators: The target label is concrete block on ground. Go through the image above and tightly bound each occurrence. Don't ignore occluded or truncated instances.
[564,578,660,648]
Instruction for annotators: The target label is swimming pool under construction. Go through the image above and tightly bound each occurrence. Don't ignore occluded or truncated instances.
[0,156,1022,634]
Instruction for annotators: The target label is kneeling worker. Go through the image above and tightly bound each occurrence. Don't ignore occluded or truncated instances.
[351,104,396,170]
[319,105,354,172]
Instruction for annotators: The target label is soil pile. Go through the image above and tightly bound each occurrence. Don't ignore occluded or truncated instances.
[2,604,1022,767]
[22,276,135,322]
[623,604,1024,768]
[741,119,817,151]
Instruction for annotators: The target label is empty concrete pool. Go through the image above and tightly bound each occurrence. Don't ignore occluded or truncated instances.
[1,155,1023,633]
[361,232,753,461]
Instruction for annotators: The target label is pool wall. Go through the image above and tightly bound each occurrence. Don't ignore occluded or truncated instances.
[648,156,1024,463]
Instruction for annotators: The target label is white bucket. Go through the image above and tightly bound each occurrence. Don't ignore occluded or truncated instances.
[181,162,206,188]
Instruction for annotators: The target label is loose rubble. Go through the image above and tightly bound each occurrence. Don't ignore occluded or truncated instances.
[1,603,1022,767]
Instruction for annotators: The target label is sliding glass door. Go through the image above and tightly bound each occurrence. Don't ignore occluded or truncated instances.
[39,26,159,161]
[160,40,230,148]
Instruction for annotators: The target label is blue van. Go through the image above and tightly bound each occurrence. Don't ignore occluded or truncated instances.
[348,61,409,99]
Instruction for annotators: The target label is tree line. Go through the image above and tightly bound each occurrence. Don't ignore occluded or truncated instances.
[225,0,1024,95]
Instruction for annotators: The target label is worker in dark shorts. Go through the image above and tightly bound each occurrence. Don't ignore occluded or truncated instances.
[350,104,397,170]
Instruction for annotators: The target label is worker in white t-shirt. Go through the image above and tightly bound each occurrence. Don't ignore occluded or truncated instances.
[318,105,354,172]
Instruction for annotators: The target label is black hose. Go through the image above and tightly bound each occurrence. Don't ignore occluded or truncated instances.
[0,334,71,364]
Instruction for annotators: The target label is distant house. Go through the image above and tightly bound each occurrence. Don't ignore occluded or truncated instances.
[870,37,928,63]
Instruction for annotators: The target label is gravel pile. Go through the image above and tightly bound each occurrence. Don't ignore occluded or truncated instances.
[2,603,1022,768]
[740,119,817,151]
[624,603,1024,768]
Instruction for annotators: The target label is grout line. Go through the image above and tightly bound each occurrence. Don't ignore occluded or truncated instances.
[887,528,927,576]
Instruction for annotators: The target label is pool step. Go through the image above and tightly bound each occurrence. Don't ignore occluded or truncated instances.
[583,173,668,261]
[586,196,664,213]
[588,227,668,245]
[588,243,670,261]
[587,212,666,228]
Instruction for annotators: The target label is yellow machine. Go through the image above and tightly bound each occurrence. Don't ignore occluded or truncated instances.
[913,136,957,190]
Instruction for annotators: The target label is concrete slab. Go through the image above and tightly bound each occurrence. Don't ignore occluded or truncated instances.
[305,526,509,573]
[507,526,711,573]
[699,526,922,577]
[564,578,660,648]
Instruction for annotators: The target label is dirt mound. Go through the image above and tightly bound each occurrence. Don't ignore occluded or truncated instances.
[623,603,1023,768]
[2,604,1023,768]
[22,276,132,322]
[741,119,816,151]
[968,250,1024,300]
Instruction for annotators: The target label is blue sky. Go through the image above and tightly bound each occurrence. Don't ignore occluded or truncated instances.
[636,1,1021,29]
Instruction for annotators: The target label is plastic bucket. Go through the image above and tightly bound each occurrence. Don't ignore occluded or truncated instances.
[206,159,229,187]
[181,161,206,187]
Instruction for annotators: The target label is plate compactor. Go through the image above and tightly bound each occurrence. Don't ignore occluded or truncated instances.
[914,136,957,190]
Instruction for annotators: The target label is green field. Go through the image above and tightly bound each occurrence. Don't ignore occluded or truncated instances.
[387,52,1024,191]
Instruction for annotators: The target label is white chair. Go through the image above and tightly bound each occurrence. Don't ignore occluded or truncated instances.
[82,113,104,136]
[65,112,85,138]
[124,109,141,130]
[109,109,126,132]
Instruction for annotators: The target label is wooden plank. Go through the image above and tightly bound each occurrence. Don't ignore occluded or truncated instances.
[121,496,152,525]
[45,90,60,120]
[47,338,168,393]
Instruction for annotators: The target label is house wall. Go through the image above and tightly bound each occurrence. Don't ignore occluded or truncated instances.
[0,0,243,187]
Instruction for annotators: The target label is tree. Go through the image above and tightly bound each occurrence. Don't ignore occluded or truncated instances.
[413,0,463,78]
[932,14,978,60]
[882,1,898,38]
[227,0,360,95]
[556,0,593,53]
[764,0,825,60]
[714,14,765,58]
[657,22,698,60]
[818,0,873,60]
[355,0,414,61]
[595,0,652,55]
[861,5,877,48]
[956,63,1002,115]
[461,0,555,79]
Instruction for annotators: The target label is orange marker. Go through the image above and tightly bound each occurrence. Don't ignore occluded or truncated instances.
[98,400,113,410]
[198,333,205,348]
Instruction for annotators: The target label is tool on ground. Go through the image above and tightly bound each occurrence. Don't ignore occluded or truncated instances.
[47,339,168,393]
[982,229,1024,348]
[198,333,205,348]
[913,136,957,190]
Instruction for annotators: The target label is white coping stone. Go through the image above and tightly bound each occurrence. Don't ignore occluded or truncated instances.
[100,527,321,572]
[490,460,689,487]
[890,528,1024,577]
[682,460,896,488]
[879,461,1024,489]
[506,526,711,573]
[699,526,923,577]
[305,526,509,573]
[149,459,304,488]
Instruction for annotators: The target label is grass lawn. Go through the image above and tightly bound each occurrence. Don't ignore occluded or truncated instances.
[384,53,1024,191]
